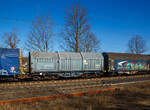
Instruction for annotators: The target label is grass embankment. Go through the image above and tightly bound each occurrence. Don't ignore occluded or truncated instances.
[0,82,150,110]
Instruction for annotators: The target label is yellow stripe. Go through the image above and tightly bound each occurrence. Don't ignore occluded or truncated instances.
[19,49,23,73]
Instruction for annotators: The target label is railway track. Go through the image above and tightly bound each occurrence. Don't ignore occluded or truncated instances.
[0,74,150,93]
[48,74,150,93]
[0,74,150,103]
[0,74,150,87]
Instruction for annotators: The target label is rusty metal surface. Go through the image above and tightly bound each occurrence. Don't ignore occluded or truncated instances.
[106,52,150,60]
[0,88,118,104]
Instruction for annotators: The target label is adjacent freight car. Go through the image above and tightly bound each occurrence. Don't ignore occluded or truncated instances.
[29,52,104,80]
[103,52,150,75]
[0,48,23,79]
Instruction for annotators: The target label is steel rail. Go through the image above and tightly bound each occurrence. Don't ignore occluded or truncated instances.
[0,74,150,103]
[0,74,150,87]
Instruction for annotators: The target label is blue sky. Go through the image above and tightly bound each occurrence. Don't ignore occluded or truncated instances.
[0,0,150,54]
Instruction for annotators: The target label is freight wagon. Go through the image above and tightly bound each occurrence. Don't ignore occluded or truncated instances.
[1,48,150,81]
[29,52,104,80]
[0,48,23,79]
[103,53,150,75]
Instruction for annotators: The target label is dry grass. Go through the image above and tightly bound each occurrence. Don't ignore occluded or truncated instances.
[0,82,150,110]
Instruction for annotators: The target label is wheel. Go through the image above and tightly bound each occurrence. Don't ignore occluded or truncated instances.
[33,76,41,81]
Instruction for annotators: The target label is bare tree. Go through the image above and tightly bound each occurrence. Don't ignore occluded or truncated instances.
[61,4,100,52]
[2,28,20,48]
[26,15,54,52]
[81,32,100,52]
[127,35,147,54]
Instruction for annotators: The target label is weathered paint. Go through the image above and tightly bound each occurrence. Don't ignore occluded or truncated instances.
[0,48,20,76]
[30,52,104,77]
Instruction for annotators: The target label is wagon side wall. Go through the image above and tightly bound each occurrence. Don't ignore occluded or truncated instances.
[30,52,104,74]
[0,48,20,76]
[105,52,150,74]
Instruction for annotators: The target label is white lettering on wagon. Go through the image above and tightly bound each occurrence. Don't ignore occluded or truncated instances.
[0,69,8,75]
